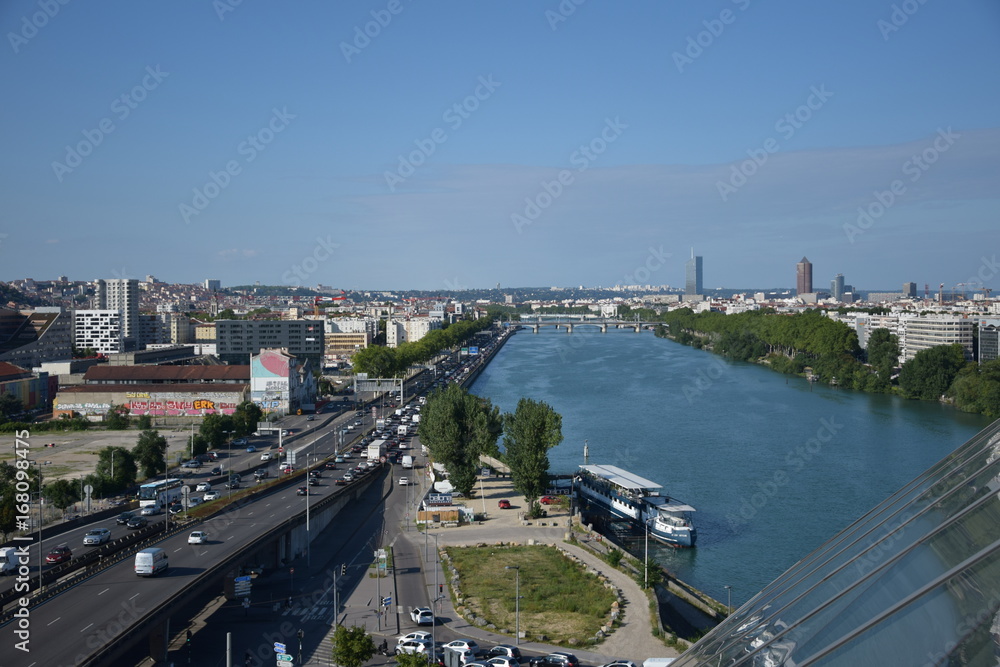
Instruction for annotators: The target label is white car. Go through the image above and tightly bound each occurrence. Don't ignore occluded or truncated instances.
[396,639,433,655]
[445,640,481,655]
[187,531,209,545]
[196,482,212,492]
[83,528,111,546]
[398,477,409,486]
[410,607,434,625]
[202,490,221,501]
[397,632,433,645]
[140,505,162,516]
[260,452,272,461]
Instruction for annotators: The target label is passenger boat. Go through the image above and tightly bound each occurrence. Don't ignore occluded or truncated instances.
[576,464,696,547]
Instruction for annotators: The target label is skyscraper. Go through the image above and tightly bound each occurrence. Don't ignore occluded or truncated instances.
[831,273,845,301]
[796,257,813,295]
[903,282,917,298]
[95,278,139,341]
[685,250,703,295]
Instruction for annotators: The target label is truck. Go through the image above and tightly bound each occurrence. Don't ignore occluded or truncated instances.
[0,547,18,575]
[398,425,408,437]
[376,418,386,430]
[367,439,387,462]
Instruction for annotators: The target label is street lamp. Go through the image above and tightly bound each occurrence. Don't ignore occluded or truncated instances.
[223,430,234,499]
[505,565,521,646]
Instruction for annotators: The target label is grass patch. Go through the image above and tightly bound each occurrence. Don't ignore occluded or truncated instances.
[446,544,616,644]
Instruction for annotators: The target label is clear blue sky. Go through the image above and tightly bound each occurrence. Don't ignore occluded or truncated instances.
[2,0,998,291]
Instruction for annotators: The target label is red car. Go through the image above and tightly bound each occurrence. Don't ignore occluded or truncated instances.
[45,545,72,564]
[498,499,511,509]
[540,496,559,505]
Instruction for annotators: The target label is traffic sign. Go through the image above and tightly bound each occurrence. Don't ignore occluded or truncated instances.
[380,456,387,463]
[235,575,251,582]
[276,654,293,662]
[273,642,287,652]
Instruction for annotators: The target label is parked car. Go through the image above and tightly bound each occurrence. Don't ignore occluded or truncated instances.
[126,516,148,530]
[83,528,111,545]
[539,496,560,505]
[196,482,212,492]
[140,505,162,516]
[487,658,518,667]
[486,646,522,661]
[410,607,434,625]
[445,640,480,655]
[188,531,209,545]
[45,545,72,564]
[203,490,221,501]
[529,654,580,667]
[498,499,511,509]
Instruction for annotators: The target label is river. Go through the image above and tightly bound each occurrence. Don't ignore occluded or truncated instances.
[469,327,992,606]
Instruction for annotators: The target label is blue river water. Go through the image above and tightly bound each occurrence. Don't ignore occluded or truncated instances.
[469,328,992,606]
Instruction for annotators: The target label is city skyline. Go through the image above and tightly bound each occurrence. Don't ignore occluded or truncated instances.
[2,1,998,291]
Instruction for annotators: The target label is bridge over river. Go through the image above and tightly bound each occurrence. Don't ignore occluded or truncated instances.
[514,316,659,333]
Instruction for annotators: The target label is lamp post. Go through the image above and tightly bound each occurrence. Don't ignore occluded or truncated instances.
[505,565,521,645]
[29,460,43,594]
[724,585,732,616]
[223,431,234,500]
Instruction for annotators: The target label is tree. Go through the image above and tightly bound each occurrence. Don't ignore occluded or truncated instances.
[330,624,375,667]
[898,344,969,400]
[0,393,23,422]
[418,383,502,496]
[44,479,80,510]
[105,404,131,430]
[200,413,233,449]
[232,401,263,437]
[352,346,399,378]
[136,415,153,430]
[866,328,900,381]
[502,398,563,514]
[95,446,137,494]
[133,430,168,479]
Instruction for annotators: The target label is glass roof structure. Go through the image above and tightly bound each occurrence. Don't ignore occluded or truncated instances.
[672,417,1000,666]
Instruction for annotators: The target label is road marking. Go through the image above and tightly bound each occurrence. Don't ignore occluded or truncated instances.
[228,535,235,540]
[174,547,183,552]
[80,623,93,633]
[48,617,61,626]
[130,593,140,600]
[98,588,109,596]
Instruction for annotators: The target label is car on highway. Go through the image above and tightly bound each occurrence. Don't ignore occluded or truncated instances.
[233,438,248,446]
[529,654,580,667]
[188,531,209,545]
[498,499,511,509]
[396,639,433,655]
[83,528,111,546]
[115,511,136,525]
[335,455,345,463]
[397,632,433,645]
[196,481,212,492]
[486,646,522,661]
[308,477,320,486]
[140,505,163,516]
[306,416,315,421]
[281,465,294,475]
[225,480,241,489]
[203,490,221,501]
[410,607,434,625]
[168,503,184,514]
[398,477,409,486]
[444,640,480,655]
[45,545,72,564]
[342,472,354,482]
[254,469,269,481]
[335,477,348,485]
[260,452,272,461]
[324,461,337,470]
[182,459,202,468]
[246,445,257,453]
[296,487,308,496]
[211,466,223,475]
[281,430,290,436]
[126,516,148,530]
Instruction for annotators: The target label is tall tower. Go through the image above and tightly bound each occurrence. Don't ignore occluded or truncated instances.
[685,249,703,295]
[796,257,813,295]
[831,274,845,301]
[96,278,139,340]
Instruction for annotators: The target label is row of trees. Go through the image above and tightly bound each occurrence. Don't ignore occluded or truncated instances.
[418,384,563,515]
[654,308,1000,417]
[351,317,494,378]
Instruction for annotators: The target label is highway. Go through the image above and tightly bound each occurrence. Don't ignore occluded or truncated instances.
[1,369,442,667]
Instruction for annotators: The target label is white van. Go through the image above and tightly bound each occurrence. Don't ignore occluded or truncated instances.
[0,547,18,575]
[134,547,169,576]
[401,455,414,469]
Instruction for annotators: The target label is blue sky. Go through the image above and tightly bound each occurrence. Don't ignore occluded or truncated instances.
[2,0,999,292]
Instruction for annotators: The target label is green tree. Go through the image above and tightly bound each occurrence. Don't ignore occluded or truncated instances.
[232,401,263,437]
[44,479,80,510]
[95,446,137,494]
[949,359,1000,418]
[352,345,399,378]
[330,624,376,667]
[199,413,235,450]
[136,415,153,430]
[0,393,23,422]
[133,430,168,479]
[104,404,131,430]
[898,344,969,400]
[418,383,502,497]
[866,328,900,381]
[502,398,563,514]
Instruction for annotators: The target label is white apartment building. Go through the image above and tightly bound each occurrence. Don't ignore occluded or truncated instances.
[95,278,139,340]
[900,315,974,361]
[386,318,442,348]
[74,310,124,354]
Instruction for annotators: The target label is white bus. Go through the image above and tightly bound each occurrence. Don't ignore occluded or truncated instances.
[138,478,183,508]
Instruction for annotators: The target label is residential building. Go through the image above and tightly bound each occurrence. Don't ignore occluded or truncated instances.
[215,319,325,365]
[204,279,221,291]
[903,282,917,298]
[325,331,372,359]
[249,348,316,415]
[685,250,703,295]
[900,314,974,361]
[95,278,139,341]
[0,307,72,369]
[73,310,124,354]
[796,257,813,295]
[386,318,441,348]
[978,318,1000,363]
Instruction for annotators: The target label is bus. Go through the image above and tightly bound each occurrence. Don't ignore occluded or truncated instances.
[138,479,184,508]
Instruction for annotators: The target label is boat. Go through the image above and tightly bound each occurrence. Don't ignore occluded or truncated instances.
[576,464,696,547]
